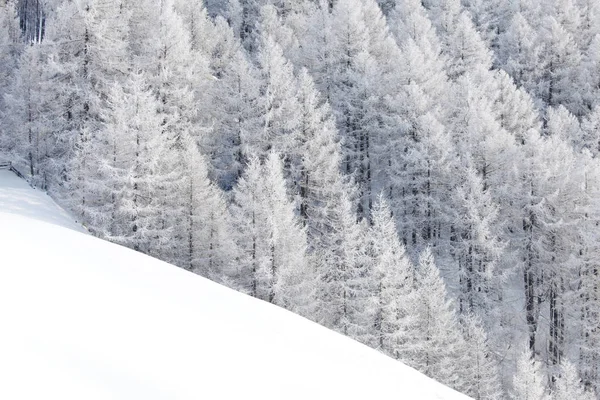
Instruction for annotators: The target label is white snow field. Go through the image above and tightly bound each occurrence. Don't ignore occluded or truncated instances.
[0,169,470,400]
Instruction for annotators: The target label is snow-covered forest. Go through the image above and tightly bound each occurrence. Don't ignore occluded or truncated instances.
[0,0,599,398]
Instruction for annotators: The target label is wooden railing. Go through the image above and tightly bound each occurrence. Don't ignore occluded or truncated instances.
[0,161,31,184]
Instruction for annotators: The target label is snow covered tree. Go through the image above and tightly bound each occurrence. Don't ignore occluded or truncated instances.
[16,0,47,43]
[410,247,466,392]
[493,70,541,145]
[178,133,236,283]
[254,4,299,62]
[511,347,550,400]
[97,72,173,256]
[252,34,300,159]
[1,44,44,178]
[581,105,600,156]
[369,195,417,359]
[388,0,450,114]
[538,16,585,115]
[578,0,600,50]
[553,361,595,400]
[498,12,544,106]
[173,0,213,54]
[579,249,600,395]
[231,153,313,316]
[295,68,343,224]
[225,0,263,53]
[230,155,267,295]
[261,152,312,315]
[201,16,260,189]
[451,163,505,320]
[445,13,494,79]
[293,68,372,339]
[315,189,372,343]
[459,313,504,400]
[42,0,130,225]
[545,105,585,149]
[0,0,21,114]
[547,0,582,43]
[511,129,586,364]
[576,153,600,396]
[388,89,457,265]
[581,35,600,111]
[462,0,511,52]
[317,0,407,219]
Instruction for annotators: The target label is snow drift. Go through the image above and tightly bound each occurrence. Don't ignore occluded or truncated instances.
[0,169,470,400]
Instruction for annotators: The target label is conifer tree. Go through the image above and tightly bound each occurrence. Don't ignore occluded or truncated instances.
[45,0,130,230]
[262,152,312,316]
[553,361,595,400]
[0,0,21,118]
[98,72,170,255]
[581,105,600,155]
[2,44,44,178]
[202,16,260,189]
[370,195,417,359]
[538,16,584,115]
[511,347,550,400]
[459,313,504,400]
[451,163,505,320]
[231,153,313,316]
[251,34,300,168]
[316,190,372,344]
[410,248,466,392]
[230,156,267,296]
[293,68,372,338]
[498,12,544,106]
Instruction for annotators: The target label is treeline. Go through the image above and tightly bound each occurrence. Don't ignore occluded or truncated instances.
[1,0,599,398]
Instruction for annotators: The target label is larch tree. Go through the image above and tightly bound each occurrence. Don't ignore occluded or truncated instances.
[315,188,373,344]
[262,152,313,316]
[581,34,600,111]
[410,247,466,392]
[545,105,585,150]
[293,68,372,339]
[97,72,171,256]
[498,12,544,108]
[511,347,551,400]
[459,313,504,400]
[44,0,130,231]
[230,155,268,296]
[181,132,236,283]
[251,33,300,170]
[369,195,417,359]
[552,361,596,400]
[230,153,313,317]
[451,162,505,321]
[2,44,44,178]
[581,104,600,155]
[444,12,494,79]
[201,16,261,189]
[325,0,405,219]
[538,15,585,115]
[575,151,600,396]
[0,0,21,118]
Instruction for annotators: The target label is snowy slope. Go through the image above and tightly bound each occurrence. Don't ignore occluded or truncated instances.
[0,169,471,400]
[0,169,85,232]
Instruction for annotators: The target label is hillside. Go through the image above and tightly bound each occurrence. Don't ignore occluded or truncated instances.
[0,169,470,400]
[3,0,599,397]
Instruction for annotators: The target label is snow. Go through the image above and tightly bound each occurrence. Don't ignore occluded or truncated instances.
[0,169,471,400]
[0,169,85,232]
